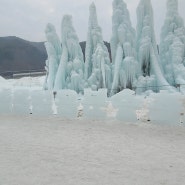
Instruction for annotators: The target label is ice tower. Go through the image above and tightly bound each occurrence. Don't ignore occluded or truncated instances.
[54,15,84,93]
[110,0,137,95]
[44,23,62,90]
[160,0,185,87]
[136,0,174,93]
[85,2,112,91]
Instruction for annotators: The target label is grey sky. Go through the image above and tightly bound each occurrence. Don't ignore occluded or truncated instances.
[0,0,185,43]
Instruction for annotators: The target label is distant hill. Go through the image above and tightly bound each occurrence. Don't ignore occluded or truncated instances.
[0,36,111,77]
[0,36,47,75]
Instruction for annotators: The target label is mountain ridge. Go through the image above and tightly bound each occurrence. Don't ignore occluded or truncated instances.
[0,36,111,77]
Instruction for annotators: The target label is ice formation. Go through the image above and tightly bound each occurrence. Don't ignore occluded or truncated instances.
[160,0,185,87]
[54,15,84,93]
[136,0,174,93]
[44,23,62,90]
[44,16,85,93]
[43,0,184,95]
[110,0,138,95]
[85,3,112,92]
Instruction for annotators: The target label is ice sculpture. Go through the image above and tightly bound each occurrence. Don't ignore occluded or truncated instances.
[136,0,174,93]
[160,0,185,87]
[44,23,62,90]
[110,0,138,95]
[54,15,84,93]
[85,2,112,92]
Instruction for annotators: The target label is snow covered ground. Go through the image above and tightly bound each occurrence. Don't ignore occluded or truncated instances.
[0,76,185,184]
[0,115,185,185]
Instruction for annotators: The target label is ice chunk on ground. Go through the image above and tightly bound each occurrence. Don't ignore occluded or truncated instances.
[31,90,53,115]
[55,90,78,118]
[0,89,13,115]
[12,89,30,115]
[110,89,143,122]
[82,88,108,120]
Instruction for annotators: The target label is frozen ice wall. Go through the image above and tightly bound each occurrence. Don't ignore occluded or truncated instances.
[136,0,174,93]
[110,0,138,95]
[44,23,62,90]
[160,0,185,88]
[54,15,84,93]
[85,2,112,92]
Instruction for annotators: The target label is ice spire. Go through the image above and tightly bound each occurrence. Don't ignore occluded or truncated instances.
[54,15,84,93]
[136,0,159,75]
[160,0,185,88]
[44,23,62,90]
[110,0,137,95]
[136,0,174,93]
[85,2,112,91]
[85,2,98,81]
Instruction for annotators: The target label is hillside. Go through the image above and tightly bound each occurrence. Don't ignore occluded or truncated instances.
[0,37,47,74]
[0,36,111,77]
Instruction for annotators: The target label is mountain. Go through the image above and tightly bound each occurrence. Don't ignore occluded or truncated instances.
[0,36,111,77]
[0,36,47,75]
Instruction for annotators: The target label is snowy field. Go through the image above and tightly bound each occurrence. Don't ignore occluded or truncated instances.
[0,76,185,184]
[0,115,185,185]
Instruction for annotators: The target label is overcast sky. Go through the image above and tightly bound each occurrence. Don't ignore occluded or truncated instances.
[0,0,185,43]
